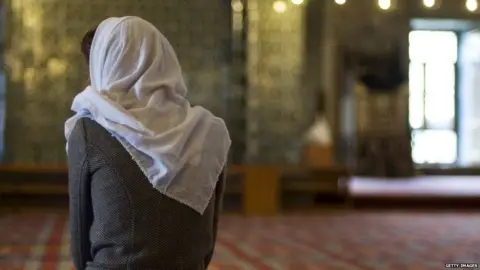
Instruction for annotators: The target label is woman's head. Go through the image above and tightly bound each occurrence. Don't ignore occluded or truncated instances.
[87,16,187,100]
[81,28,96,64]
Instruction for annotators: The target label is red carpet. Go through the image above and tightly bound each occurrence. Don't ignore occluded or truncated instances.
[1,211,479,269]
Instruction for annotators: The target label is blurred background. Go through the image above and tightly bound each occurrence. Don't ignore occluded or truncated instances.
[2,0,480,269]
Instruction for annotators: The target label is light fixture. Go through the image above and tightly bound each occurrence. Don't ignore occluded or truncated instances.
[466,0,478,11]
[378,0,391,10]
[231,0,244,12]
[291,0,304,5]
[423,0,435,8]
[335,0,346,5]
[273,1,287,13]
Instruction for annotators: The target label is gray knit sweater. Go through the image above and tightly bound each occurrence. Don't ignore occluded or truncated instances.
[67,118,225,270]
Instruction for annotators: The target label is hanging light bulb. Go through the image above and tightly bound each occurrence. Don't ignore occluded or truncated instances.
[466,0,478,11]
[291,0,304,5]
[335,0,346,5]
[273,0,287,13]
[423,0,435,8]
[378,0,391,10]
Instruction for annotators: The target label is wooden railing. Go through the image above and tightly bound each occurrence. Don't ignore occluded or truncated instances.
[0,165,349,216]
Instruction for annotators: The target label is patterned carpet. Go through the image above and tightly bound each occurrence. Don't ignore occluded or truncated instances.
[1,211,480,269]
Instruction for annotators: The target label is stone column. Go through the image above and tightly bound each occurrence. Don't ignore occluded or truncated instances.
[228,0,248,164]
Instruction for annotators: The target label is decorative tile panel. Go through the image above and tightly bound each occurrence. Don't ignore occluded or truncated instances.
[246,0,312,163]
[355,85,414,177]
[4,0,231,164]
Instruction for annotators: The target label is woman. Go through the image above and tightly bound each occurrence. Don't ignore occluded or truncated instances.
[65,16,230,270]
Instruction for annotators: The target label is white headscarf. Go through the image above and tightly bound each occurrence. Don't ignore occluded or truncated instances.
[64,16,231,214]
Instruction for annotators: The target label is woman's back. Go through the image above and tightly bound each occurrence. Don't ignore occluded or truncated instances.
[68,118,224,270]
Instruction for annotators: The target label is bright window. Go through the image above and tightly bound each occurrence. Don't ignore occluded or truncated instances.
[409,30,457,164]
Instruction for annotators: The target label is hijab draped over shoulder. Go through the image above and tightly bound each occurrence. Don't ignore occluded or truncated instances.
[65,16,231,214]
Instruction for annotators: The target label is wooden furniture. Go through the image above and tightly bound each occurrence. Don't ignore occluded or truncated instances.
[302,145,334,168]
[281,166,350,210]
[282,166,348,193]
[242,165,279,216]
[0,164,350,216]
[0,165,68,195]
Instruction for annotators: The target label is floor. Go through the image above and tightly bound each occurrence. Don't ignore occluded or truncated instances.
[1,210,480,269]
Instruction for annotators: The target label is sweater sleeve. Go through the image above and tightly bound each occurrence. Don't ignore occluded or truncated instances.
[67,119,94,270]
[203,168,226,267]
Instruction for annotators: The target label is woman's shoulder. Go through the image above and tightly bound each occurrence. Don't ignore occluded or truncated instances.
[70,117,97,132]
[79,117,104,134]
[71,118,117,149]
[71,118,134,169]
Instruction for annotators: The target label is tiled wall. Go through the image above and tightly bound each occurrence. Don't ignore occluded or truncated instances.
[3,0,231,164]
[246,0,315,163]
[6,0,390,165]
[4,0,480,166]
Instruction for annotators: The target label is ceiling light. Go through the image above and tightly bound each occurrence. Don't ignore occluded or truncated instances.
[466,0,478,11]
[423,0,435,8]
[273,1,287,13]
[378,0,391,10]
